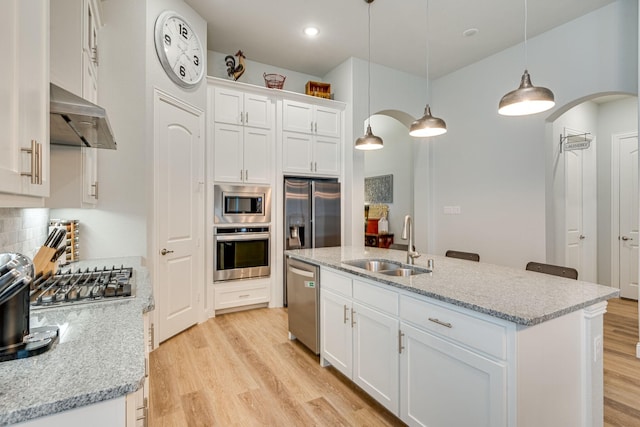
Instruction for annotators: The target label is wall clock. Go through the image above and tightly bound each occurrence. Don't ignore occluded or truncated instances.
[154,11,204,88]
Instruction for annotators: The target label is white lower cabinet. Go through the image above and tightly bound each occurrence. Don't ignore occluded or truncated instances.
[400,322,506,427]
[126,311,152,427]
[320,288,353,376]
[320,268,400,414]
[214,278,270,311]
[320,267,506,424]
[353,302,400,414]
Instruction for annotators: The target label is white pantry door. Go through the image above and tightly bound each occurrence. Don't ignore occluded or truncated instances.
[618,133,638,299]
[155,91,204,342]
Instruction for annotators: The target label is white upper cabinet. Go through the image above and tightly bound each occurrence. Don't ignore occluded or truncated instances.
[50,0,99,100]
[0,0,50,204]
[282,100,341,138]
[281,100,342,177]
[214,87,272,130]
[48,0,101,208]
[211,85,274,184]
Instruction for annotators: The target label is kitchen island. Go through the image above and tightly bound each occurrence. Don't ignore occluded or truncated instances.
[0,257,154,426]
[286,246,619,427]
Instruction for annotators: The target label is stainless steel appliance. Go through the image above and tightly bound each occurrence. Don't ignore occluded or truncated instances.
[214,184,271,224]
[29,265,134,309]
[0,253,59,362]
[284,178,340,303]
[286,256,320,354]
[214,226,270,281]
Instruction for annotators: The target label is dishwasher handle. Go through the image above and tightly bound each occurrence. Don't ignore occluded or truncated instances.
[288,265,315,278]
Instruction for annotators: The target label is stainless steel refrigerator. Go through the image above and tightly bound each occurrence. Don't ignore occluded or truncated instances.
[284,178,340,353]
[284,178,341,253]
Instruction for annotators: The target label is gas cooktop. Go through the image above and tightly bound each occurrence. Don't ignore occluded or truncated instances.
[30,265,134,309]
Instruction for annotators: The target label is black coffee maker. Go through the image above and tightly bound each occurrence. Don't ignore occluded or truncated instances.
[0,253,58,362]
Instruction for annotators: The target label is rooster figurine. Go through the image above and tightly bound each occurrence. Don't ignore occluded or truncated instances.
[225,50,246,81]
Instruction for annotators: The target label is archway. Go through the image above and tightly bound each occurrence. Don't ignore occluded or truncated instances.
[546,92,638,293]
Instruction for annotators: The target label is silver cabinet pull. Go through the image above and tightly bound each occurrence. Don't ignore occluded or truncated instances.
[398,330,405,354]
[310,162,314,172]
[314,162,317,172]
[21,140,41,184]
[351,308,356,327]
[314,122,318,133]
[343,304,348,324]
[245,170,248,181]
[240,112,244,124]
[310,121,314,132]
[160,248,174,255]
[428,317,453,328]
[91,182,99,199]
[621,236,633,241]
[245,112,249,123]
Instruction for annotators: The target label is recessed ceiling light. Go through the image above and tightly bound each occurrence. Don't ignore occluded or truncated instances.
[462,28,479,37]
[304,26,319,37]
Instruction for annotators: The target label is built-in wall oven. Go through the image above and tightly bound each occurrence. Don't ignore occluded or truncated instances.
[213,184,272,282]
[214,226,270,281]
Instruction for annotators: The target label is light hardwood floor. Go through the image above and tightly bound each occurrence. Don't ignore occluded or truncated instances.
[149,298,640,426]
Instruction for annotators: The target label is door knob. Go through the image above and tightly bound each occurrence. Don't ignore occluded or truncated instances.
[579,235,586,240]
[621,236,633,241]
[160,248,174,255]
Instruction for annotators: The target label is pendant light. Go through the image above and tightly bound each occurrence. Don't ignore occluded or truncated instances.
[409,0,446,138]
[355,0,383,150]
[498,0,555,116]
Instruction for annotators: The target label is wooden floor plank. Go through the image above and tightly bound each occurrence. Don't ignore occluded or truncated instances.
[149,297,640,426]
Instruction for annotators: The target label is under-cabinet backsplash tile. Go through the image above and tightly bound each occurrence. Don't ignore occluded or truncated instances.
[0,208,49,258]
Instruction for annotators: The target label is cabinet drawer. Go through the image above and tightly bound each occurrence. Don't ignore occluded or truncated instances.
[320,268,352,297]
[353,279,398,315]
[400,295,506,359]
[215,282,269,309]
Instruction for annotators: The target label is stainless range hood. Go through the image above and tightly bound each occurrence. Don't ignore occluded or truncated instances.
[50,83,117,150]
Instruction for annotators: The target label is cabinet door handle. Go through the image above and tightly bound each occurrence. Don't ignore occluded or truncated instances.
[245,170,248,181]
[343,304,348,324]
[20,140,39,184]
[314,122,318,133]
[314,162,317,172]
[310,121,314,132]
[36,141,42,184]
[91,182,99,199]
[245,112,249,124]
[351,308,356,327]
[310,162,314,172]
[428,317,453,328]
[398,330,405,354]
[240,112,244,124]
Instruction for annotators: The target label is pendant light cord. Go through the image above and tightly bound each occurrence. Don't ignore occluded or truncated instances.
[426,0,430,99]
[367,1,372,124]
[524,0,528,69]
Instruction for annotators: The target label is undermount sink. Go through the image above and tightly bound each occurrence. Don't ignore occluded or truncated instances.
[342,259,430,276]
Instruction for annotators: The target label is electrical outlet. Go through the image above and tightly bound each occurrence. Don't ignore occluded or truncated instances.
[443,206,462,215]
[594,335,603,362]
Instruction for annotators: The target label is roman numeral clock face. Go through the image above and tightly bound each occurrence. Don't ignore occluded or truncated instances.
[154,11,204,88]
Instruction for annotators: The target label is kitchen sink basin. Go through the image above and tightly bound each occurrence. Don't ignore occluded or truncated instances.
[342,259,430,276]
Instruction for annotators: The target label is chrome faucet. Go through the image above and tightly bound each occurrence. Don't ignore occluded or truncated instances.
[401,214,421,265]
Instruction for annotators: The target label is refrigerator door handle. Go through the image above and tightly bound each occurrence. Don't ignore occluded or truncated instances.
[311,181,317,248]
[288,266,315,278]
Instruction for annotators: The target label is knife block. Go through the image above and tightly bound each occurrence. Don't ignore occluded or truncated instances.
[33,247,57,277]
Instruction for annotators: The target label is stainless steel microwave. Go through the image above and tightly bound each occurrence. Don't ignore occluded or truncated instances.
[214,184,271,224]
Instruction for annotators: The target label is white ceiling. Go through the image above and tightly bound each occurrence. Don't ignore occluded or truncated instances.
[184,0,616,79]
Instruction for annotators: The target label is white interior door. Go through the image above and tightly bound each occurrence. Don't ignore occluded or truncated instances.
[565,148,583,274]
[618,133,639,299]
[155,91,204,342]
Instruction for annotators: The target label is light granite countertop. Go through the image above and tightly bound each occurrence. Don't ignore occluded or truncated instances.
[0,256,154,426]
[286,246,619,326]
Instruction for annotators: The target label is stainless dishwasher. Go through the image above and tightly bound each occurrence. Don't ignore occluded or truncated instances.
[286,256,320,354]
